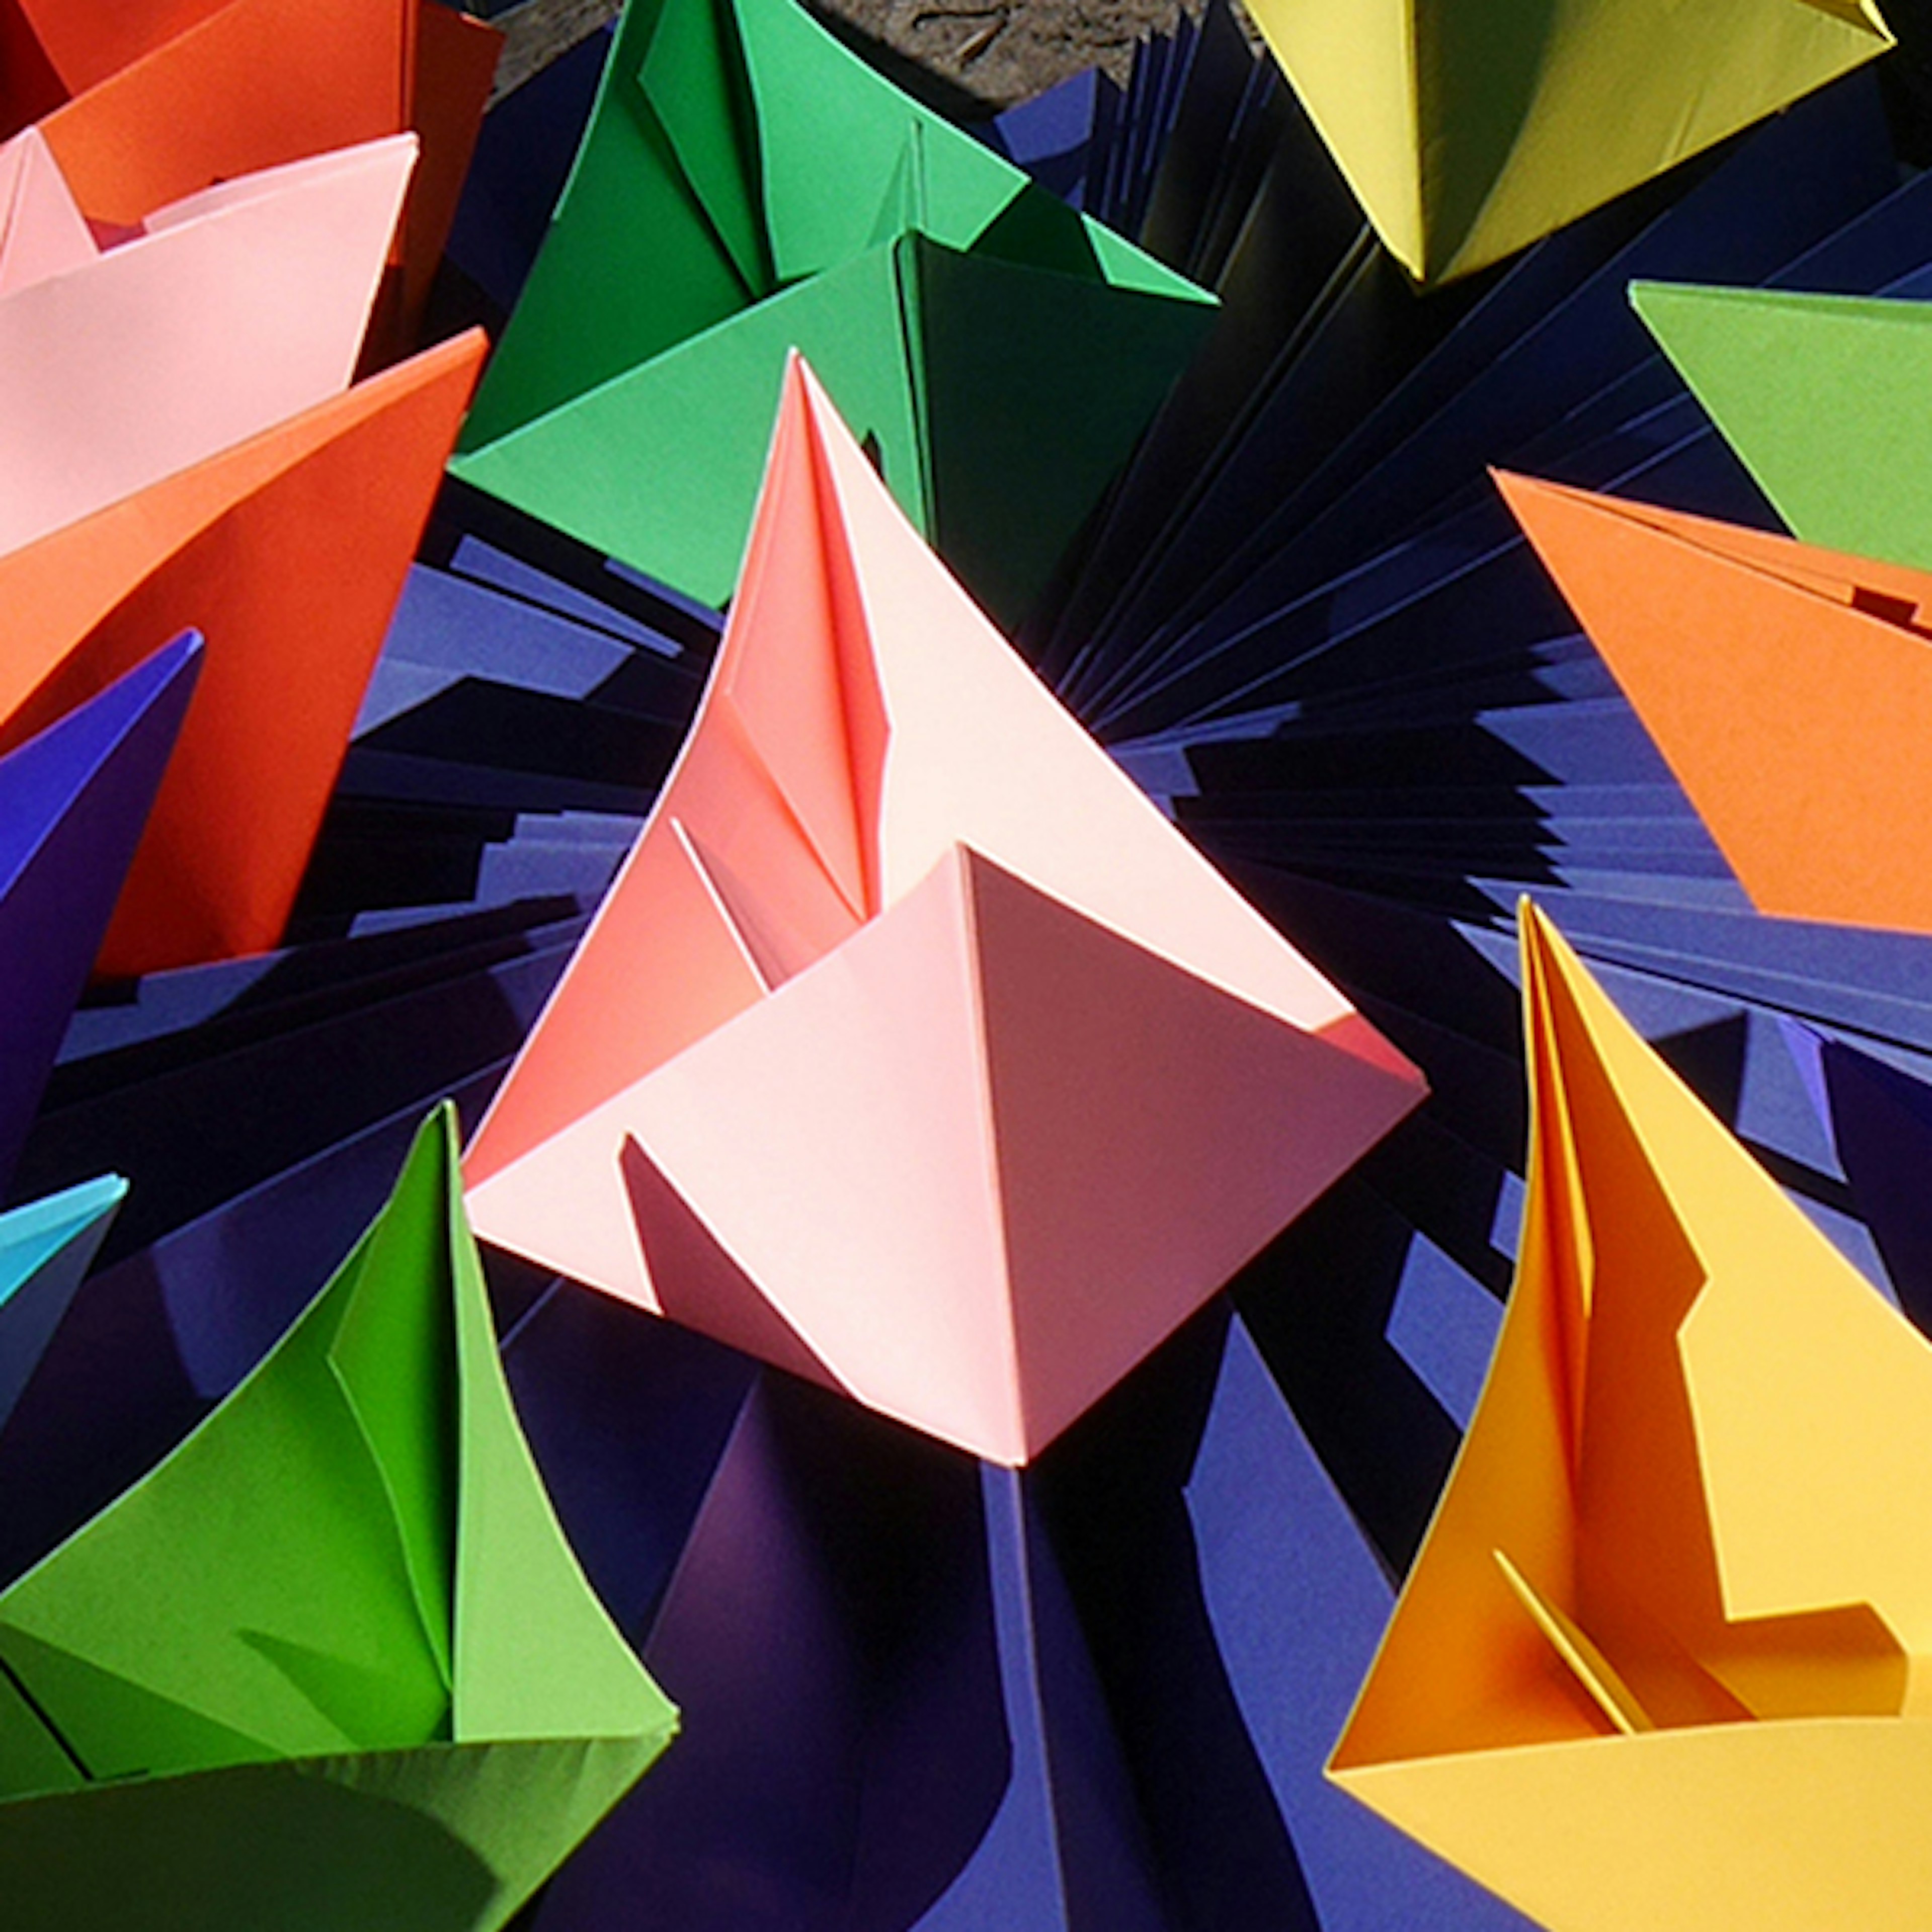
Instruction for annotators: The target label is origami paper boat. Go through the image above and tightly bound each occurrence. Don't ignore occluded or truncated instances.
[0,1105,676,1930]
[464,357,1425,1466]
[1244,0,1890,283]
[0,327,484,976]
[1328,903,1932,1930]
[1503,472,1932,935]
[1635,280,1932,574]
[0,129,416,557]
[13,0,499,347]
[0,636,199,1194]
[450,0,1214,624]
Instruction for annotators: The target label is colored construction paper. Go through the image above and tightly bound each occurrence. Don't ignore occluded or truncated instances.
[0,131,416,557]
[450,0,1213,623]
[0,328,484,975]
[0,1104,675,1930]
[0,636,200,1197]
[1330,904,1932,1930]
[453,227,1211,626]
[21,0,500,349]
[465,358,1424,1465]
[529,1372,1012,1932]
[1244,0,1891,282]
[0,1173,124,1434]
[1633,280,1932,572]
[444,22,611,316]
[1503,473,1932,934]
[1808,1032,1932,1333]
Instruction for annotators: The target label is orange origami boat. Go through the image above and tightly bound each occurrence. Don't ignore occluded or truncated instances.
[0,328,485,976]
[464,357,1427,1465]
[1501,471,1932,936]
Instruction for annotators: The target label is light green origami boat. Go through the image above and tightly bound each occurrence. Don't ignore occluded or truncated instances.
[0,1105,675,1930]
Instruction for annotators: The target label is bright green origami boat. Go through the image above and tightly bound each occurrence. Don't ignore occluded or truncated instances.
[0,1105,675,1930]
[451,0,1216,626]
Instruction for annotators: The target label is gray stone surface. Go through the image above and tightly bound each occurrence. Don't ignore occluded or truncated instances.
[485,0,1232,112]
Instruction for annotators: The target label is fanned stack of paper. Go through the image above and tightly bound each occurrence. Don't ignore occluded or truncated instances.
[448,0,1215,625]
[1330,904,1932,1928]
[8,0,500,346]
[464,356,1426,1465]
[1240,0,1892,282]
[0,1106,675,1929]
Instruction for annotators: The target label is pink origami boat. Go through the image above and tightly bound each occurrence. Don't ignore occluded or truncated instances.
[464,357,1427,1464]
[0,126,413,555]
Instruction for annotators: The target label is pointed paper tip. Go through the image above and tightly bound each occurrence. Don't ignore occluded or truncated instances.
[1517,896,1565,989]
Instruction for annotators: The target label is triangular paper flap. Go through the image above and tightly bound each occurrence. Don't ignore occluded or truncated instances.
[621,1136,846,1396]
[37,0,411,226]
[714,352,888,921]
[0,330,485,975]
[797,358,1383,1042]
[325,1122,462,1691]
[635,0,772,297]
[0,1141,455,1776]
[0,128,96,298]
[1249,0,1889,281]
[441,1113,673,1748]
[1634,280,1932,573]
[1501,470,1932,932]
[0,635,200,1196]
[962,851,1424,1458]
[0,132,417,559]
[910,234,1216,627]
[453,0,757,450]
[449,241,926,609]
[463,767,789,1195]
[625,847,1024,1463]
[0,1174,124,1435]
[1334,905,1932,1792]
[0,333,470,731]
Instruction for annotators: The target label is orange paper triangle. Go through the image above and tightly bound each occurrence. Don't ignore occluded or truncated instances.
[0,327,485,975]
[1501,470,1932,935]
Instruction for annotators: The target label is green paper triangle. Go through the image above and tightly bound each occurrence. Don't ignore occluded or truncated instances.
[1634,280,1932,573]
[453,244,925,608]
